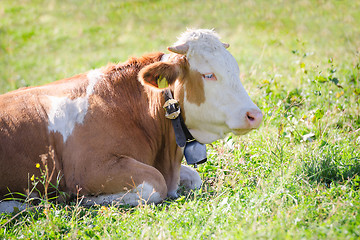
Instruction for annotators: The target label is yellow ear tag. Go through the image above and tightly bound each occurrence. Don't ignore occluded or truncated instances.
[157,76,169,89]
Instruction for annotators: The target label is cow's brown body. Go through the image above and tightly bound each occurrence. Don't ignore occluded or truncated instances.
[0,52,183,200]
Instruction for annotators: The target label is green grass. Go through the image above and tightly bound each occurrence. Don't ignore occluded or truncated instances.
[1,0,360,239]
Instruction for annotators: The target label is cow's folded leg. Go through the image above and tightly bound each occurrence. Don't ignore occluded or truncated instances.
[79,157,167,206]
[179,164,202,190]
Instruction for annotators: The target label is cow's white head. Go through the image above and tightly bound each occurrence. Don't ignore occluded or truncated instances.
[139,29,263,144]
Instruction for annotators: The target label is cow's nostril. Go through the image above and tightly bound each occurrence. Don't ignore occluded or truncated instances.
[247,113,255,121]
[246,110,263,128]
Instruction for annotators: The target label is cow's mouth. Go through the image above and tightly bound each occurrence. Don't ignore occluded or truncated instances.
[231,129,252,135]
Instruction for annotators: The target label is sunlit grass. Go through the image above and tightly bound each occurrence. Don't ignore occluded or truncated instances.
[1,0,360,239]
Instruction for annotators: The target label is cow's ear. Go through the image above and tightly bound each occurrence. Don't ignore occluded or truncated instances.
[139,62,179,89]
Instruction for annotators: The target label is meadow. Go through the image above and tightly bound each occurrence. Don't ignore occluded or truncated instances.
[1,0,360,239]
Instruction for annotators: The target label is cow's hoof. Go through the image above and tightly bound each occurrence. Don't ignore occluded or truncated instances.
[167,190,179,199]
[0,200,27,214]
[179,164,202,190]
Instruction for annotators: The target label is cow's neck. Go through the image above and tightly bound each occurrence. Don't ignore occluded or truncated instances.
[145,84,182,148]
[143,82,184,194]
[103,54,185,193]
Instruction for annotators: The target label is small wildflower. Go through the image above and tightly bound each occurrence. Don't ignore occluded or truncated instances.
[335,91,344,98]
[99,206,108,214]
[30,175,35,181]
[290,96,298,102]
[36,163,40,168]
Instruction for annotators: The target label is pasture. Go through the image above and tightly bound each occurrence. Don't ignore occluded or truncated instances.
[1,0,360,239]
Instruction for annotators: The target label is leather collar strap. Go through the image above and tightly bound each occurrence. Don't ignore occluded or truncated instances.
[162,89,194,147]
[162,88,208,167]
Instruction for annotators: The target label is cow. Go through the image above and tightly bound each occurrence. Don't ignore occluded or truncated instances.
[0,29,262,211]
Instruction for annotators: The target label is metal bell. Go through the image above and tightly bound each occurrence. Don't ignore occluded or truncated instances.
[184,140,207,166]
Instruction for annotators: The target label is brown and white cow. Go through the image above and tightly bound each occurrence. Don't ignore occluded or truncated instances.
[0,29,262,210]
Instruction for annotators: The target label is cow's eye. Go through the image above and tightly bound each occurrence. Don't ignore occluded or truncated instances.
[202,73,217,81]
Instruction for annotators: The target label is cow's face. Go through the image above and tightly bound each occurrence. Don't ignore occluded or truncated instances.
[139,29,262,144]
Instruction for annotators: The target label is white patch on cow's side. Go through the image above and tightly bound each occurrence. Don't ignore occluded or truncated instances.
[0,200,27,214]
[86,69,103,96]
[172,29,262,143]
[47,69,103,142]
[82,182,163,206]
[160,53,170,62]
[179,164,202,190]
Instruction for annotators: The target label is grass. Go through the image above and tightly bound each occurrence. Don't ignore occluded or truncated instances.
[1,0,360,239]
